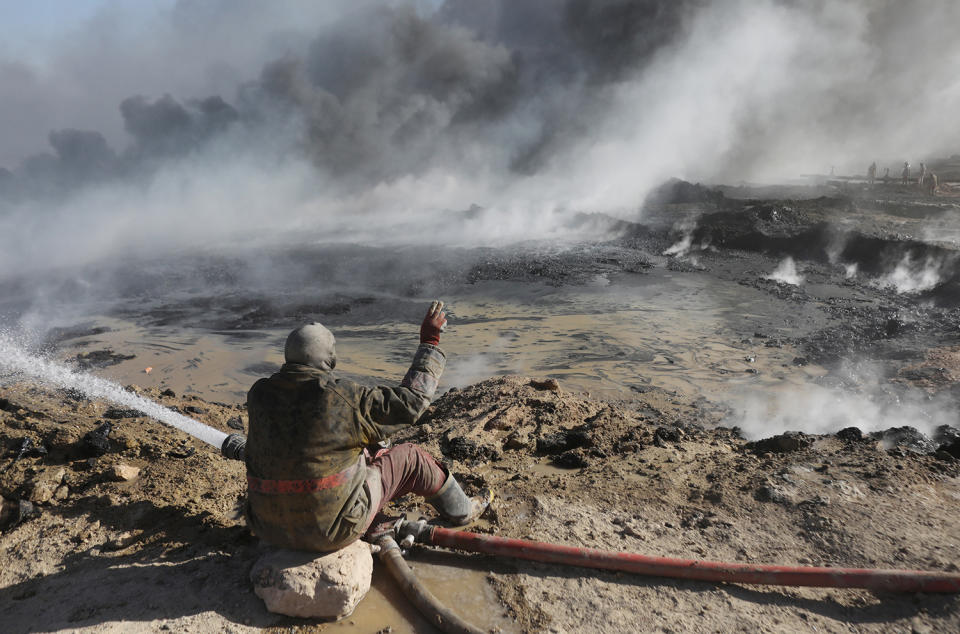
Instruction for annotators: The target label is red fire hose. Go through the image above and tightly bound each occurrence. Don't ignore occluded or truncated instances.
[413,524,960,593]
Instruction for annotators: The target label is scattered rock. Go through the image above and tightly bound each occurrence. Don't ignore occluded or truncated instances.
[6,437,48,465]
[104,531,140,551]
[502,431,531,451]
[0,498,38,531]
[791,356,809,367]
[654,426,684,445]
[939,439,960,460]
[755,484,792,505]
[81,421,113,457]
[529,378,560,392]
[747,431,812,454]
[933,425,960,446]
[441,436,500,462]
[883,317,907,338]
[0,497,11,526]
[109,464,141,481]
[934,450,957,462]
[103,408,141,420]
[184,406,206,415]
[680,509,711,529]
[160,388,177,398]
[167,444,196,459]
[536,426,593,454]
[251,540,373,620]
[835,427,864,442]
[227,416,245,431]
[27,469,66,504]
[900,366,948,383]
[553,449,590,469]
[872,426,937,455]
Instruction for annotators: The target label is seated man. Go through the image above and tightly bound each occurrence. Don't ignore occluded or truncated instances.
[244,301,487,552]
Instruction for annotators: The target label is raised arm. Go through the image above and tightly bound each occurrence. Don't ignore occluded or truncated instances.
[354,301,447,444]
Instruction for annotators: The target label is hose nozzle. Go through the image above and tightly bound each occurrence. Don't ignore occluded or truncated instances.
[221,433,246,461]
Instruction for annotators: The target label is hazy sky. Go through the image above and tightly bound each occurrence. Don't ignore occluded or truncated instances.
[3,1,171,59]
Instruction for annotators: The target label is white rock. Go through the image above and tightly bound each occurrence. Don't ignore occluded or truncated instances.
[109,464,140,481]
[250,540,373,619]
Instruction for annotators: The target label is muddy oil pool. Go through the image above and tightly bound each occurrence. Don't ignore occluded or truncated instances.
[41,266,835,409]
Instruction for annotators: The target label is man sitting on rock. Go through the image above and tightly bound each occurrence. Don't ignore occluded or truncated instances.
[244,301,488,552]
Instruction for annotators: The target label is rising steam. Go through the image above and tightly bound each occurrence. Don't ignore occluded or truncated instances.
[765,257,804,286]
[876,254,945,293]
[732,361,959,440]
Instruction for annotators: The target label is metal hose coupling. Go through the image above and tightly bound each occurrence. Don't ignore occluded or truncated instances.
[221,433,247,461]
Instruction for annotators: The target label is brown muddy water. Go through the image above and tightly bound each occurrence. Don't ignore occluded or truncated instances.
[52,268,831,406]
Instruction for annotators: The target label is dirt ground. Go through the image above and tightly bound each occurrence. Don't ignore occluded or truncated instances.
[2,372,959,633]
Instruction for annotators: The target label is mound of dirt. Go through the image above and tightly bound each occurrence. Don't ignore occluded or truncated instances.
[2,376,960,633]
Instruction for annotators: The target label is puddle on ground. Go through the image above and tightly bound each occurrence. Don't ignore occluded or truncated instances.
[324,556,515,634]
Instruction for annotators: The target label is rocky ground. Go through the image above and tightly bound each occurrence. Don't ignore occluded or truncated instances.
[1,372,959,633]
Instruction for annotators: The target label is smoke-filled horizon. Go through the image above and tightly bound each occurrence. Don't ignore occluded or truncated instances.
[2,0,960,276]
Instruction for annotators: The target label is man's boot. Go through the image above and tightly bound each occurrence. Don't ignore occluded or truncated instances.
[426,475,491,526]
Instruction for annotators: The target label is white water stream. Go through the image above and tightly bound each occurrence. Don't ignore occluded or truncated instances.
[0,332,228,449]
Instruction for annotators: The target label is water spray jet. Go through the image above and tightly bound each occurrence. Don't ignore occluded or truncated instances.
[0,333,246,461]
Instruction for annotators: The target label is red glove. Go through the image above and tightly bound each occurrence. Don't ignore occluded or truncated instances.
[420,300,447,346]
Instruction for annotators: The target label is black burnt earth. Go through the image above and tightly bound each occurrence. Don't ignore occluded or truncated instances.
[554,449,591,468]
[441,435,500,462]
[872,426,937,454]
[747,431,813,454]
[74,349,135,370]
[80,421,113,457]
[835,427,865,443]
[654,426,684,445]
[102,407,142,419]
[536,426,593,454]
[934,425,960,445]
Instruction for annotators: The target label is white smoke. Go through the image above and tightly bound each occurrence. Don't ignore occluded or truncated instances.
[876,254,944,293]
[731,362,958,440]
[663,220,696,257]
[765,257,804,286]
[2,1,960,285]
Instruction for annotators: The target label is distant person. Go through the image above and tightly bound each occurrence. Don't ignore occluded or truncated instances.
[243,301,489,552]
[867,162,876,185]
[921,172,939,196]
[883,167,890,183]
[901,162,911,185]
[918,162,927,186]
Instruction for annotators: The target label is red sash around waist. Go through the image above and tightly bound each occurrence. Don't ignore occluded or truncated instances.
[247,460,359,494]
